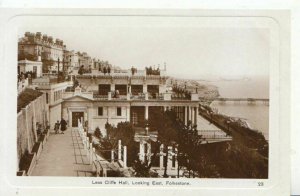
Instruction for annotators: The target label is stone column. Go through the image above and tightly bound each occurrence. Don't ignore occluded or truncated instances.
[143,84,147,93]
[194,107,198,127]
[167,146,172,169]
[111,150,114,162]
[118,140,122,161]
[108,92,112,100]
[68,109,72,126]
[107,107,110,123]
[128,85,131,94]
[126,106,130,121]
[123,146,127,168]
[184,106,188,126]
[145,106,149,121]
[160,144,164,169]
[189,106,192,125]
[139,141,145,162]
[147,143,151,163]
[111,84,115,92]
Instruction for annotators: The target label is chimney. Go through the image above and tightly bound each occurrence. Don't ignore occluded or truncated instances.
[36,32,42,39]
[28,33,35,42]
[48,36,53,43]
[42,34,48,41]
[55,38,60,45]
[25,32,31,37]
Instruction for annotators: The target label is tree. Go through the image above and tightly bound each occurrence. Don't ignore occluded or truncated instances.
[94,127,102,139]
[148,109,179,177]
[132,158,152,177]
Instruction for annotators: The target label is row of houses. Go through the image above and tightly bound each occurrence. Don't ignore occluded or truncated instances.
[18,32,112,75]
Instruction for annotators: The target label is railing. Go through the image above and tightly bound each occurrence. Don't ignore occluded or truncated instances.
[198,129,232,140]
[77,120,107,177]
[77,120,127,177]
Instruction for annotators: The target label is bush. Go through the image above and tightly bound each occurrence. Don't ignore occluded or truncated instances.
[17,88,43,112]
[94,127,102,139]
[19,150,34,172]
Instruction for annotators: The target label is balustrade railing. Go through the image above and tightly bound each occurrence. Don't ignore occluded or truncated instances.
[77,120,127,177]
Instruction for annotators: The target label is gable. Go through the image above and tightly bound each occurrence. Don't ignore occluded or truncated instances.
[63,95,93,102]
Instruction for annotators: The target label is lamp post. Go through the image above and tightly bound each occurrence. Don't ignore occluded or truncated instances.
[226,120,231,136]
[210,111,213,123]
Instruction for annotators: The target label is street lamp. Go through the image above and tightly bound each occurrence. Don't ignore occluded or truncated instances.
[226,120,231,136]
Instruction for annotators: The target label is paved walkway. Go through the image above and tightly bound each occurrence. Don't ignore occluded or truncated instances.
[31,128,94,177]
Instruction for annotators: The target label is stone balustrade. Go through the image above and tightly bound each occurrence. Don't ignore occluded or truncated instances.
[77,119,127,177]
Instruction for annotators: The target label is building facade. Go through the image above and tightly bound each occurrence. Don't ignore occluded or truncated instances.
[32,78,73,127]
[61,69,199,134]
[18,32,66,73]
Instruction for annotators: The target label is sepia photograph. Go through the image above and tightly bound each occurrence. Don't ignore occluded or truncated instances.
[15,14,272,180]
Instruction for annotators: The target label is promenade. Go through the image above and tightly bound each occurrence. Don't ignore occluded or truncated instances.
[31,128,94,177]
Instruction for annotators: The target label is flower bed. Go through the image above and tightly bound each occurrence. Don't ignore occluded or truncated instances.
[18,150,35,175]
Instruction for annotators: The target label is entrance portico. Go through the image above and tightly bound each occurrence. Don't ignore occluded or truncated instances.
[65,107,88,127]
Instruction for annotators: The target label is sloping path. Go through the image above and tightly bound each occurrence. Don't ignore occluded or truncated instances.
[31,128,94,177]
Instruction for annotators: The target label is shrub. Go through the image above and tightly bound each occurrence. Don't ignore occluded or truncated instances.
[17,88,43,112]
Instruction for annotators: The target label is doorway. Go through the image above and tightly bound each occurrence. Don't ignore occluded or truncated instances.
[72,112,84,127]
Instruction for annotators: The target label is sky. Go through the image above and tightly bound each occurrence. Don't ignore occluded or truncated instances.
[18,16,271,80]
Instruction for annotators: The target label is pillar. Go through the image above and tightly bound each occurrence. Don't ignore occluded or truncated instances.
[108,92,112,100]
[118,140,122,161]
[89,142,93,164]
[189,106,193,125]
[92,148,96,172]
[111,150,114,162]
[145,106,149,120]
[123,146,127,168]
[111,84,115,92]
[184,106,188,126]
[139,141,145,162]
[126,106,130,121]
[128,85,131,94]
[167,146,172,169]
[147,143,151,163]
[68,110,72,126]
[160,144,164,169]
[107,107,110,122]
[143,84,147,93]
[194,107,198,127]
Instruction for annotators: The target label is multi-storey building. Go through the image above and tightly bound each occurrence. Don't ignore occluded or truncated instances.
[77,52,93,70]
[64,50,79,74]
[61,68,199,133]
[18,32,66,73]
[32,77,73,127]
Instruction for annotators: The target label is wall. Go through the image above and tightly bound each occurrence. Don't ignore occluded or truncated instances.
[90,106,128,134]
[17,93,49,165]
[49,103,62,128]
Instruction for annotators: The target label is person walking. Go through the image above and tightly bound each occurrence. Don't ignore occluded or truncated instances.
[54,120,60,134]
[60,118,67,134]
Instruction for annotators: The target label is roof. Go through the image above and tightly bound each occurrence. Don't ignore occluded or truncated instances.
[18,59,42,64]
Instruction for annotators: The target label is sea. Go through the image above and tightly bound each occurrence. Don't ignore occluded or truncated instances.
[198,76,269,140]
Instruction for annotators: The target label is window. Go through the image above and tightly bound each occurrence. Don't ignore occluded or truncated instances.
[117,107,122,116]
[98,107,103,116]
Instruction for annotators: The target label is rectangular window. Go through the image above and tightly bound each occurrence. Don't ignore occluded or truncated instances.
[117,107,122,116]
[98,84,111,95]
[98,107,103,116]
